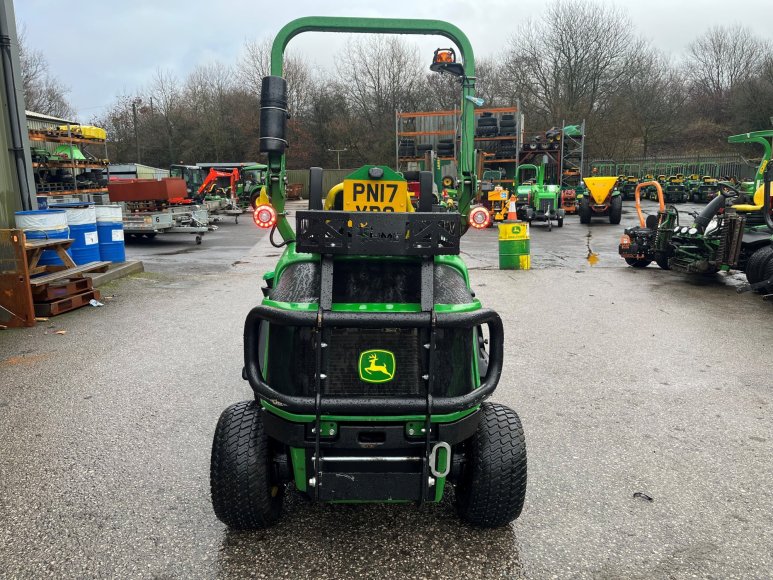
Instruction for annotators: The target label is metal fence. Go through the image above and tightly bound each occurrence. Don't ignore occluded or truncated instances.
[585,153,757,180]
[286,169,353,198]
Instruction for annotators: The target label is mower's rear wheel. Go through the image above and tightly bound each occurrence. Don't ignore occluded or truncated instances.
[456,402,527,528]
[579,198,591,224]
[557,217,564,227]
[745,246,773,286]
[625,257,651,268]
[656,256,671,270]
[609,196,622,224]
[211,400,284,529]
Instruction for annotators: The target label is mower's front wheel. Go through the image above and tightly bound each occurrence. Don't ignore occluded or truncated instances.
[456,402,527,528]
[625,257,651,268]
[211,400,284,529]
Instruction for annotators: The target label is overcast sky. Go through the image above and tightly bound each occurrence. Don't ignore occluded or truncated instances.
[16,0,771,120]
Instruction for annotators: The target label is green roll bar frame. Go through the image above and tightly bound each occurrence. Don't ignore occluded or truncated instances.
[266,16,477,242]
[728,130,773,190]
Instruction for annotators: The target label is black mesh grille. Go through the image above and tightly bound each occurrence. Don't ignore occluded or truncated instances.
[324,328,422,396]
[540,198,554,213]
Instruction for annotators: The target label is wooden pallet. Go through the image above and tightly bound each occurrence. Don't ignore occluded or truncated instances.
[34,289,101,317]
[32,277,92,302]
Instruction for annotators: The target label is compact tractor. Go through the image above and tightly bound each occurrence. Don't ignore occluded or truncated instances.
[515,162,564,229]
[578,176,622,224]
[210,17,527,530]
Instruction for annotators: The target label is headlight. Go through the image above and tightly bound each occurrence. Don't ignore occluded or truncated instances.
[688,227,697,235]
[681,226,690,234]
[673,226,680,233]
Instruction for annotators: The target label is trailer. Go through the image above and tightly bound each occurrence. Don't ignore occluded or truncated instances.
[121,204,215,244]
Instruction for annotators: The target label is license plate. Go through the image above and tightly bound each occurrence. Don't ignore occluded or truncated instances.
[343,179,409,212]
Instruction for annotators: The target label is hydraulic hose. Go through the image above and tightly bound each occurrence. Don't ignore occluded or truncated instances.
[695,182,737,231]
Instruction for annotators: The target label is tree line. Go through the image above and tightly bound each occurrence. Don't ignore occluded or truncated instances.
[23,1,773,171]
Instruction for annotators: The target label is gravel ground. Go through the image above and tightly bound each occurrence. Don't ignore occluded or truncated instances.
[1,200,771,579]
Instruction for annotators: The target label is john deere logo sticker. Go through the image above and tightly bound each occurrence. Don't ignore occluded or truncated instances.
[358,350,395,383]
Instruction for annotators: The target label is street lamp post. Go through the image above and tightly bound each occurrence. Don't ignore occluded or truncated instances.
[327,147,347,170]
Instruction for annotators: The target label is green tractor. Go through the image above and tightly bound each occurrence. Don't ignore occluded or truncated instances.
[210,17,527,530]
[516,160,564,229]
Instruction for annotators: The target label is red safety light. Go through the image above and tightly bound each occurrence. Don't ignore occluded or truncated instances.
[469,206,491,229]
[253,204,277,229]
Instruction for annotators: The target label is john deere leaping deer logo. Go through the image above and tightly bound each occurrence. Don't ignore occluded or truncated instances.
[358,349,396,383]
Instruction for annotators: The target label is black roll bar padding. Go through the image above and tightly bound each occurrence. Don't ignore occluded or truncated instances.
[259,75,289,154]
[419,170,434,212]
[308,167,324,210]
[242,305,504,415]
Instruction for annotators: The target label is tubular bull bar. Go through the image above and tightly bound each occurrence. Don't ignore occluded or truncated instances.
[243,304,504,415]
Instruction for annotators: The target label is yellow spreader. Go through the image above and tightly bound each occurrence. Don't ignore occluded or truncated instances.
[579,176,623,225]
[583,176,619,205]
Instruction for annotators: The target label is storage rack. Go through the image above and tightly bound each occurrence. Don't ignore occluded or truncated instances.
[395,105,522,186]
[27,122,110,203]
[558,120,586,190]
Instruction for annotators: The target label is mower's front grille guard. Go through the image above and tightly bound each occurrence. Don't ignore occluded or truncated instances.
[243,306,503,415]
[539,199,554,214]
[295,211,461,256]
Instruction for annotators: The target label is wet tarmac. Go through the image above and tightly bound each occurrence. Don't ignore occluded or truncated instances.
[1,199,771,578]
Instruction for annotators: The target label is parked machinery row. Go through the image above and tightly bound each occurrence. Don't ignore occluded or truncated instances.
[618,130,773,300]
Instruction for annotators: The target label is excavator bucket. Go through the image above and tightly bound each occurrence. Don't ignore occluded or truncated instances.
[583,176,618,205]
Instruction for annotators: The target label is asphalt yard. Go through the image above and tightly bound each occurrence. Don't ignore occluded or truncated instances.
[1,199,771,579]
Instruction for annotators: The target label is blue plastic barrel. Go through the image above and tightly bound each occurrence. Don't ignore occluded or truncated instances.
[14,210,69,266]
[95,205,125,262]
[49,203,100,265]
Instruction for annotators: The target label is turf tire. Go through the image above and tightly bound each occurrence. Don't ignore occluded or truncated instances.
[579,197,591,224]
[745,246,773,286]
[456,402,527,528]
[211,400,284,529]
[625,257,651,268]
[609,195,622,224]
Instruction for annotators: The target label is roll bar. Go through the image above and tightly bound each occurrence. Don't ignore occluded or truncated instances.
[263,17,478,242]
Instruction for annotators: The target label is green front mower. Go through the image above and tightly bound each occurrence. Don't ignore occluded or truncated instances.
[210,16,527,530]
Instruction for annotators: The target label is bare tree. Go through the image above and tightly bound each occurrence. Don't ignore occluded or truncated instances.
[17,25,75,118]
[238,38,312,117]
[684,24,769,126]
[503,0,638,124]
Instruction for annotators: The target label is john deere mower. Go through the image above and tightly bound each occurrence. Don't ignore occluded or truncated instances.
[618,180,678,269]
[618,130,773,292]
[210,17,527,530]
[516,161,564,229]
[664,174,689,203]
[579,176,622,224]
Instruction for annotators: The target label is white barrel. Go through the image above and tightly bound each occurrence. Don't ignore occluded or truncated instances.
[14,209,68,231]
[95,205,123,222]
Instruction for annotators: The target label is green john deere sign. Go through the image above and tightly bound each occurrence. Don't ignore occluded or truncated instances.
[358,349,396,383]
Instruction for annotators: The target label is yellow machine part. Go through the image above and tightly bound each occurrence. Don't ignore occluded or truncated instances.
[734,185,766,212]
[324,182,415,212]
[583,176,618,205]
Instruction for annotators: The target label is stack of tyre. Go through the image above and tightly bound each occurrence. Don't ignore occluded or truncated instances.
[499,114,516,136]
[416,143,433,157]
[437,138,455,158]
[398,138,416,158]
[498,140,518,160]
[476,113,498,137]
